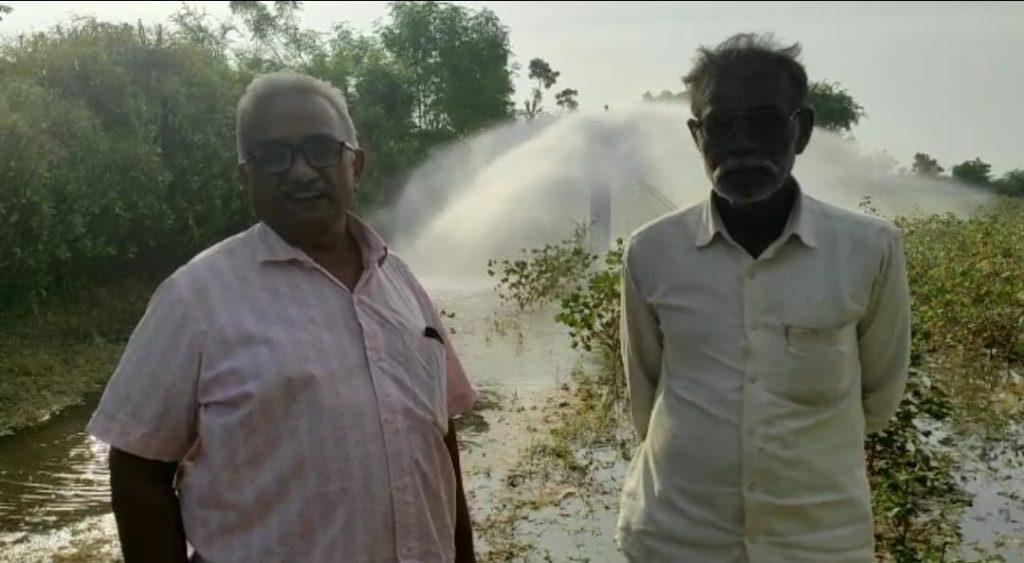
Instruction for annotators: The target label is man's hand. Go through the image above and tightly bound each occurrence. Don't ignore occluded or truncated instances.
[109,447,189,563]
[444,419,476,563]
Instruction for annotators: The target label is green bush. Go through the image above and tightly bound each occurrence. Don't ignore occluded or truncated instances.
[0,1,518,312]
[0,76,168,306]
[486,224,595,311]
[0,20,245,309]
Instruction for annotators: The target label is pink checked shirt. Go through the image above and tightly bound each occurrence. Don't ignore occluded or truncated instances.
[87,216,477,563]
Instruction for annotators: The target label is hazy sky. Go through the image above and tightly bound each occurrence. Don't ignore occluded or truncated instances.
[3,1,1022,174]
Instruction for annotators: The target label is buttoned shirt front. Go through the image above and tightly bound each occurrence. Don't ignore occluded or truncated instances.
[617,189,910,563]
[88,216,476,563]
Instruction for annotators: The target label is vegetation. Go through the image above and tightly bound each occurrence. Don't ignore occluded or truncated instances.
[0,1,517,310]
[807,80,866,134]
[521,57,578,119]
[0,277,156,435]
[911,154,1023,197]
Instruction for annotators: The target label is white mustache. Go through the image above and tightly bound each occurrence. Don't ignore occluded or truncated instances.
[714,158,780,179]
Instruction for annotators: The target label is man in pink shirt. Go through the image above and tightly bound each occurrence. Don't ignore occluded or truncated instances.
[87,72,478,563]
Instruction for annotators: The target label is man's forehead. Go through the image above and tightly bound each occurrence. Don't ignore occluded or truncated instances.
[246,92,345,143]
[704,69,793,113]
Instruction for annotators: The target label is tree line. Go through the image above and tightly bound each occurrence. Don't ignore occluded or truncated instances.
[0,1,528,308]
[0,1,1020,311]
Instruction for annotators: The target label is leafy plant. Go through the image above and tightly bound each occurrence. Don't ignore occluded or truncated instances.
[486,223,595,311]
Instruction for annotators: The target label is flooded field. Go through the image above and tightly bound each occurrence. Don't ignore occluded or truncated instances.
[0,286,1020,562]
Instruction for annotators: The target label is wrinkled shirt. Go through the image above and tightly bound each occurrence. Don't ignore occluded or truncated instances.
[617,190,910,563]
[88,216,477,563]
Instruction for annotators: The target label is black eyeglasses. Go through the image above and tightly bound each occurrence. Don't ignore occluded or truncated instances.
[245,136,357,174]
[692,107,803,145]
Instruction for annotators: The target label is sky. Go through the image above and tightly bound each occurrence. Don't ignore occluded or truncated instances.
[3,1,1022,175]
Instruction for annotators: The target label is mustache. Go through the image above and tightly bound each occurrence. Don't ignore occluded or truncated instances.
[714,158,780,179]
[279,181,331,197]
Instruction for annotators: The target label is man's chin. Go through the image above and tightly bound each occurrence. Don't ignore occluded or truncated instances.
[268,213,341,247]
[712,182,777,206]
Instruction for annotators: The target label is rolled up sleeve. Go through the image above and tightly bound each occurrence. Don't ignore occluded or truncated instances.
[857,227,911,435]
[86,274,203,462]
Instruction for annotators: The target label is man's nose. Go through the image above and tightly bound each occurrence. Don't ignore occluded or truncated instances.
[286,152,319,183]
[725,121,757,154]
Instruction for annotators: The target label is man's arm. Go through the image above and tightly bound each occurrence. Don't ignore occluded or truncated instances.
[444,420,475,563]
[621,242,663,440]
[858,227,912,435]
[109,447,189,563]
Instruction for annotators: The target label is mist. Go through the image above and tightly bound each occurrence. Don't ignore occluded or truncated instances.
[380,103,993,283]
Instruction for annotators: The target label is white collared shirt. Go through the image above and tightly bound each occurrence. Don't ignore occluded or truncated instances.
[617,190,910,563]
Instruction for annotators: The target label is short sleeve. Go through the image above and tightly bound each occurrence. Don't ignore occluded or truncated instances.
[86,274,203,462]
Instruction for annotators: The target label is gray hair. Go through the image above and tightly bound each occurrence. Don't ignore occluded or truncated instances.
[235,72,359,163]
[683,33,808,117]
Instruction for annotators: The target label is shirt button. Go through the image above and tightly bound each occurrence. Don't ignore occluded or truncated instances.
[747,481,758,492]
[749,375,758,384]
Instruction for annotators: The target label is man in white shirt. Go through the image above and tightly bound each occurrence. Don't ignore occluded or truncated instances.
[616,33,911,563]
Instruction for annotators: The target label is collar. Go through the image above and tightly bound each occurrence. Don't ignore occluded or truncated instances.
[694,183,818,250]
[254,213,389,268]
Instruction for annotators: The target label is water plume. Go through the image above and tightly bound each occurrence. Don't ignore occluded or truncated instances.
[379,103,992,282]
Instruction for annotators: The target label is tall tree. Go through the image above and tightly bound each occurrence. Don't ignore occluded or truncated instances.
[381,1,513,134]
[522,57,557,119]
[522,57,574,119]
[555,88,579,111]
[911,153,944,177]
[951,158,992,186]
[336,30,418,207]
[807,81,865,134]
[229,1,325,72]
[0,4,12,23]
[991,169,1024,197]
[528,58,559,90]
[642,90,687,103]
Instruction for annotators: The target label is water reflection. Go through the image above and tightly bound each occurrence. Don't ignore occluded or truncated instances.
[0,397,108,536]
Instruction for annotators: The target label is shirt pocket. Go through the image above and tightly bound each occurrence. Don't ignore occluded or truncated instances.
[778,322,856,405]
[400,328,448,433]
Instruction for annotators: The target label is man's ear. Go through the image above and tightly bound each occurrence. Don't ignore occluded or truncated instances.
[795,107,815,155]
[351,148,367,186]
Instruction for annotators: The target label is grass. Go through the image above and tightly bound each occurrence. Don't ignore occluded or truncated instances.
[0,277,158,436]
